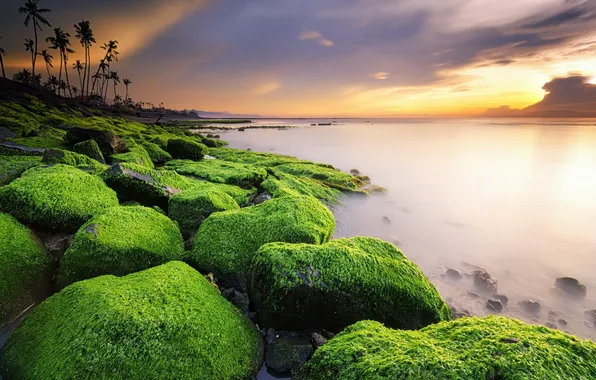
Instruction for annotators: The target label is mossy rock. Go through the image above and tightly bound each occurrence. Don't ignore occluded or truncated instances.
[200,136,226,148]
[296,316,596,380]
[73,139,106,164]
[167,138,208,161]
[141,141,172,164]
[186,180,256,207]
[275,163,363,192]
[101,163,195,210]
[111,144,154,169]
[166,159,268,188]
[1,261,264,379]
[7,136,67,150]
[262,170,342,204]
[148,135,169,150]
[0,165,119,232]
[0,213,52,328]
[0,141,45,156]
[59,206,185,286]
[41,148,107,173]
[209,147,331,168]
[251,237,450,332]
[169,187,240,236]
[189,195,335,284]
[65,127,127,157]
[0,155,41,186]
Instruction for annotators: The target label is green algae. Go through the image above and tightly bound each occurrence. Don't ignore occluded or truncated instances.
[167,138,208,161]
[111,144,154,169]
[1,261,264,379]
[209,147,330,168]
[0,155,41,186]
[41,148,107,173]
[73,139,106,164]
[262,170,342,204]
[274,163,363,192]
[166,159,268,188]
[141,141,172,164]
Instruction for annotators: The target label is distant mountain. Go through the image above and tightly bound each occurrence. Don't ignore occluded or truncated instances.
[193,110,263,119]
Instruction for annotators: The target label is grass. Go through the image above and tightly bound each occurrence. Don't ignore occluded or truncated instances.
[59,206,185,286]
[166,159,268,188]
[251,237,450,332]
[1,261,264,379]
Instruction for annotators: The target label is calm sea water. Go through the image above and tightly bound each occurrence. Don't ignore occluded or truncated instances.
[211,118,596,341]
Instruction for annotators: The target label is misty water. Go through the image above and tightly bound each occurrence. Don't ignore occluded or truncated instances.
[209,118,596,342]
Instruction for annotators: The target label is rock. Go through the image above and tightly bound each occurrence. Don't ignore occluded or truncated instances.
[321,330,335,340]
[239,127,246,132]
[0,141,45,155]
[467,292,480,299]
[274,163,363,192]
[546,322,558,329]
[261,171,343,204]
[445,268,462,281]
[350,169,360,175]
[266,328,277,344]
[494,294,509,306]
[65,127,126,157]
[295,316,596,380]
[141,142,172,164]
[584,309,596,324]
[73,139,106,164]
[59,206,185,287]
[166,159,268,188]
[0,165,119,232]
[0,155,41,186]
[250,237,451,332]
[0,262,264,379]
[265,336,314,375]
[41,148,106,173]
[166,138,208,161]
[168,187,240,237]
[42,233,72,260]
[450,306,471,320]
[558,319,568,327]
[310,332,328,348]
[252,192,272,205]
[471,270,498,295]
[486,299,503,312]
[584,320,592,329]
[111,144,154,169]
[382,216,392,224]
[189,195,335,285]
[0,213,52,328]
[554,277,587,300]
[519,300,541,315]
[0,126,17,139]
[221,288,250,315]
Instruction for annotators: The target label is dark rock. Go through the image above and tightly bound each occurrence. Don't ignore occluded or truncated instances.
[467,292,480,299]
[486,299,503,312]
[65,127,126,157]
[320,330,335,340]
[558,319,568,327]
[471,270,498,295]
[500,337,520,344]
[252,192,272,205]
[265,336,314,375]
[445,268,462,281]
[494,294,509,306]
[249,312,259,325]
[584,310,596,324]
[221,288,250,315]
[519,300,541,315]
[382,216,392,224]
[546,322,558,329]
[350,169,360,175]
[310,332,328,348]
[0,141,45,155]
[450,306,471,319]
[0,127,17,139]
[554,277,587,300]
[266,328,277,344]
[42,233,72,260]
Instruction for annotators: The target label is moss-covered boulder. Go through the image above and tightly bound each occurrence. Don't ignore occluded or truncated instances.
[0,141,45,156]
[189,195,335,283]
[1,261,264,379]
[296,316,596,380]
[262,170,342,204]
[0,155,41,186]
[141,141,172,164]
[210,147,329,167]
[166,159,267,188]
[111,144,154,169]
[169,187,240,236]
[73,139,106,164]
[59,206,185,286]
[41,148,107,173]
[0,214,52,328]
[0,165,119,232]
[275,163,363,192]
[101,163,195,210]
[65,127,126,157]
[251,237,450,332]
[167,138,208,161]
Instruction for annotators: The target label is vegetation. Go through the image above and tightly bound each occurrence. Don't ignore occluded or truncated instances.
[167,138,209,161]
[251,237,450,332]
[166,159,267,188]
[141,141,171,164]
[0,164,119,232]
[19,0,51,79]
[41,148,107,173]
[59,206,185,286]
[262,170,343,204]
[111,143,154,169]
[296,316,596,380]
[0,213,52,328]
[209,147,330,168]
[1,262,264,379]
[0,155,41,186]
[72,139,105,163]
[275,162,364,192]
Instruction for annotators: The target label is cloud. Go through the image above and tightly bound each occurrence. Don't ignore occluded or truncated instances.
[299,29,334,47]
[525,75,596,112]
[368,72,390,80]
[253,81,281,95]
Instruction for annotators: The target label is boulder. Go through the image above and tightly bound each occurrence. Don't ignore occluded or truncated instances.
[250,237,451,332]
[265,335,314,375]
[166,138,208,161]
[494,294,509,306]
[296,316,596,380]
[261,171,342,204]
[59,206,185,286]
[141,141,172,164]
[166,159,267,188]
[445,268,462,281]
[486,299,503,312]
[274,163,363,192]
[0,262,264,379]
[0,141,45,156]
[555,277,587,300]
[41,148,106,173]
[189,195,335,285]
[0,155,41,186]
[0,165,119,232]
[0,213,52,328]
[471,269,498,294]
[64,127,126,157]
[221,288,250,315]
[42,233,72,261]
[72,139,106,164]
[111,144,154,169]
[519,300,541,315]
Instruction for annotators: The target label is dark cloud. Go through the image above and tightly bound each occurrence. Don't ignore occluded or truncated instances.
[526,75,596,112]
[523,5,596,29]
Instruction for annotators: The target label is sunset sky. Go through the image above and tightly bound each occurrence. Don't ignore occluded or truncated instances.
[1,0,595,117]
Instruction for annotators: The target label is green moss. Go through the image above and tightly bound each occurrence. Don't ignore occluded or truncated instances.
[73,139,106,164]
[0,213,52,328]
[141,141,172,164]
[297,316,596,380]
[167,138,208,161]
[251,237,450,332]
[147,135,170,150]
[186,180,255,207]
[59,206,185,286]
[262,170,342,204]
[7,137,66,149]
[275,163,363,192]
[0,165,119,232]
[0,156,41,186]
[189,195,335,282]
[169,187,240,235]
[0,103,42,136]
[200,136,227,148]
[111,144,154,169]
[166,159,268,188]
[41,149,107,173]
[1,261,264,379]
[209,147,330,168]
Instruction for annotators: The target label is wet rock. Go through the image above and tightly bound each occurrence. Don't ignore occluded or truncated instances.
[554,277,587,300]
[546,322,557,329]
[445,268,462,281]
[0,127,17,138]
[471,270,498,295]
[350,169,360,175]
[221,288,250,315]
[42,233,72,260]
[252,192,272,205]
[583,320,592,329]
[450,306,471,319]
[321,330,335,340]
[382,216,392,224]
[310,332,328,348]
[494,294,509,306]
[486,299,503,312]
[265,336,314,375]
[65,127,126,157]
[500,337,520,344]
[584,310,596,324]
[558,319,568,327]
[519,300,541,315]
[266,328,277,344]
[0,141,45,155]
[467,292,480,299]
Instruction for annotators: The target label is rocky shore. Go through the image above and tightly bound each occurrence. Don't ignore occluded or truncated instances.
[1,92,596,379]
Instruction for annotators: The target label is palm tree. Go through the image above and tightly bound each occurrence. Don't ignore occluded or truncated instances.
[0,37,7,79]
[74,20,95,98]
[73,59,84,92]
[13,68,32,83]
[71,85,78,97]
[48,74,58,92]
[19,0,51,79]
[123,78,131,100]
[91,40,118,98]
[24,38,35,76]
[110,71,120,101]
[40,49,53,77]
[46,27,74,97]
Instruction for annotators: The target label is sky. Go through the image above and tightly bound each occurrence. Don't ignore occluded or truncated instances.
[1,0,595,117]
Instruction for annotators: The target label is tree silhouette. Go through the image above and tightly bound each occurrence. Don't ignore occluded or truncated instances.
[73,59,85,93]
[110,71,120,102]
[0,37,6,79]
[19,0,51,79]
[40,49,53,78]
[91,40,118,101]
[24,38,35,81]
[123,78,131,100]
[74,20,95,98]
[46,27,75,97]
[13,68,32,83]
[71,85,78,97]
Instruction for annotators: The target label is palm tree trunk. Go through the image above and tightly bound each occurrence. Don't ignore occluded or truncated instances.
[103,66,110,103]
[113,82,117,102]
[46,63,51,78]
[0,55,5,79]
[77,69,83,94]
[64,53,73,98]
[125,86,129,100]
[86,48,92,98]
[58,55,63,95]
[32,20,38,79]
